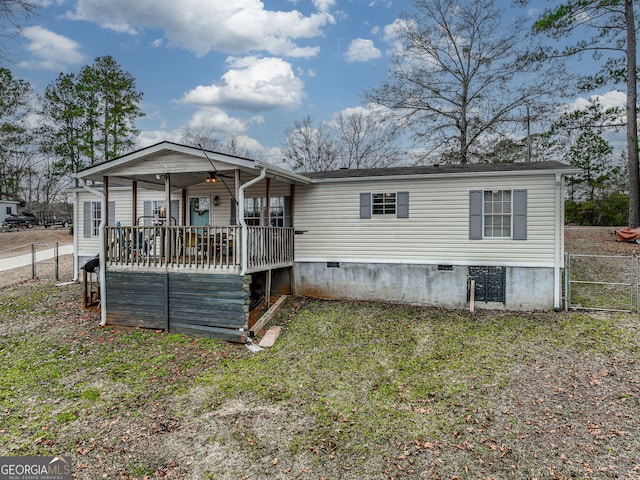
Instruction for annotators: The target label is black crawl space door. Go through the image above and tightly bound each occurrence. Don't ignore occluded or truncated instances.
[468,266,506,303]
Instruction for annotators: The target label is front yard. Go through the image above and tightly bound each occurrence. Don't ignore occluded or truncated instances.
[1,278,639,479]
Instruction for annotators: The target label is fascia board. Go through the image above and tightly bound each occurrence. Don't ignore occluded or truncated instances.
[309,167,582,184]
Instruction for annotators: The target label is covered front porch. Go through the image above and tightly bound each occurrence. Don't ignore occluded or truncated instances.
[74,142,309,341]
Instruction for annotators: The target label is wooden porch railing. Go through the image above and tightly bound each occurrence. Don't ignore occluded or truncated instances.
[246,226,295,272]
[104,225,294,272]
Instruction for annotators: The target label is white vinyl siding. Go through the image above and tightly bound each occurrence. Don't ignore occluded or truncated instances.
[294,173,559,267]
[77,188,132,257]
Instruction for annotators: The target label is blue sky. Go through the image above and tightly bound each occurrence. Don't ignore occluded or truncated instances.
[4,0,629,162]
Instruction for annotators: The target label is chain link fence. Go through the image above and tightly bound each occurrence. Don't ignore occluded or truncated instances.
[565,254,636,312]
[0,243,74,287]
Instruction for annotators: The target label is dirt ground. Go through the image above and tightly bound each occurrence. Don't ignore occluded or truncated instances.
[0,226,73,256]
[564,226,640,255]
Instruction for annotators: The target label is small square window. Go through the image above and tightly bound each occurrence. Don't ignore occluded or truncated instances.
[372,193,396,215]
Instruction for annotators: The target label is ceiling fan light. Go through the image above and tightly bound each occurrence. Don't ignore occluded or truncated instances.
[205,172,217,183]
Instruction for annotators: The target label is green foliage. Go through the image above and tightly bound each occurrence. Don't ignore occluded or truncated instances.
[527,0,639,225]
[0,67,33,200]
[566,192,629,226]
[40,55,144,175]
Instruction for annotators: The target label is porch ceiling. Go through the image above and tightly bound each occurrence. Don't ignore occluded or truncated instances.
[99,169,242,191]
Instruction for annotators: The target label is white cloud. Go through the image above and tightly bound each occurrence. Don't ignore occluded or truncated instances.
[345,38,382,63]
[66,0,334,58]
[382,18,409,55]
[313,0,336,12]
[565,90,626,112]
[18,26,85,70]
[186,107,254,135]
[181,56,305,112]
[136,129,183,148]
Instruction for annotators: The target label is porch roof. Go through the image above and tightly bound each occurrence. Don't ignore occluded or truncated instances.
[74,141,312,190]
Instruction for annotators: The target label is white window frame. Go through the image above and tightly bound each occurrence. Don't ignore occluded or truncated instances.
[243,196,287,226]
[372,192,397,216]
[91,201,101,237]
[483,190,512,238]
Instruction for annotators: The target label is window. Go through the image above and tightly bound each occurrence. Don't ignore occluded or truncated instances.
[5,206,11,215]
[372,193,396,215]
[91,202,101,237]
[483,190,511,237]
[142,200,179,225]
[244,197,263,226]
[83,201,114,238]
[360,192,409,219]
[469,189,527,240]
[243,196,289,226]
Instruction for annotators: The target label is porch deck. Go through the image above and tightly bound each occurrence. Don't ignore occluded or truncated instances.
[105,225,294,273]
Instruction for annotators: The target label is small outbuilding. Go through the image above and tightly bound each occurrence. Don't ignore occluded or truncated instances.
[0,199,20,225]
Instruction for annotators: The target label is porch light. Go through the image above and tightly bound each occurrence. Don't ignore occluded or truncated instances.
[205,172,217,183]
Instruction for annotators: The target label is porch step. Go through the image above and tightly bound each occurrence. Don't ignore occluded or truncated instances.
[258,326,282,348]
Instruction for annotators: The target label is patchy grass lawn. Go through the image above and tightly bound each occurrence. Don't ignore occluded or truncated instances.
[1,281,639,479]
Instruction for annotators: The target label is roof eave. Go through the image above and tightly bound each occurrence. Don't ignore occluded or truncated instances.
[309,167,582,183]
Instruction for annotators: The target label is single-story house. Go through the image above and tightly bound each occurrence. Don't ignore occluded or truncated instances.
[71,141,579,341]
[0,199,20,224]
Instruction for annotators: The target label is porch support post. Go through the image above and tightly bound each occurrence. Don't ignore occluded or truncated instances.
[181,189,187,226]
[234,170,241,222]
[165,174,171,224]
[103,176,109,226]
[132,181,138,226]
[239,168,267,274]
[164,173,173,263]
[265,177,271,226]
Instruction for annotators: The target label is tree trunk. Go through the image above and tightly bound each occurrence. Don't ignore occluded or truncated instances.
[626,0,639,227]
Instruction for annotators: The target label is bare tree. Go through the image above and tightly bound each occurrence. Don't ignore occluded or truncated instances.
[181,126,224,152]
[333,107,401,169]
[365,0,563,164]
[283,116,340,173]
[0,0,36,60]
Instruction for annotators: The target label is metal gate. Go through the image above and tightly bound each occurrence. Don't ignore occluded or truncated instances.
[564,254,636,312]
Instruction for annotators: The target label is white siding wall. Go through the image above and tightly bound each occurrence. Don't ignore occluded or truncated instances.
[294,173,560,267]
[77,188,132,257]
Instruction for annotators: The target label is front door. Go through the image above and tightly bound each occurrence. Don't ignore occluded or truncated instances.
[189,196,210,226]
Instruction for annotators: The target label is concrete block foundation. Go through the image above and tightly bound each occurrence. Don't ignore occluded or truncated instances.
[294,262,555,311]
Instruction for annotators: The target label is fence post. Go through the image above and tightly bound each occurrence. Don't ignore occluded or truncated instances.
[54,242,59,281]
[31,243,36,279]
